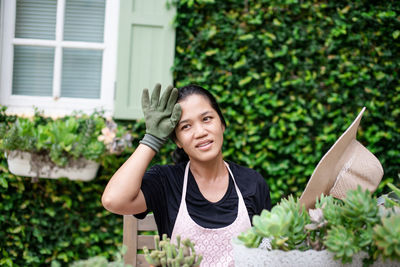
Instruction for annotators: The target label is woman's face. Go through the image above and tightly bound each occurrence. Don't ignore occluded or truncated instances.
[174,94,225,163]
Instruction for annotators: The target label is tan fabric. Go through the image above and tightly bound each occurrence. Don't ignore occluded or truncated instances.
[299,107,384,210]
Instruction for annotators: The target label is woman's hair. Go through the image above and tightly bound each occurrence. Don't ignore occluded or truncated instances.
[171,84,226,164]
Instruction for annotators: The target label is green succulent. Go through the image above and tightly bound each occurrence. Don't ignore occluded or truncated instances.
[384,183,400,209]
[316,194,342,227]
[278,195,310,250]
[373,214,400,261]
[340,186,380,228]
[324,225,360,263]
[323,187,380,263]
[248,195,309,251]
[143,234,202,267]
[252,206,292,238]
[237,227,263,248]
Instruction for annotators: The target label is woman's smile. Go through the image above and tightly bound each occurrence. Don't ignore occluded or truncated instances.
[196,140,214,150]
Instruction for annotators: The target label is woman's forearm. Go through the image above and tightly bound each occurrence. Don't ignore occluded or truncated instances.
[101,144,156,215]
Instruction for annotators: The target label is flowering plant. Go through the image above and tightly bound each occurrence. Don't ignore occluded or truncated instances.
[0,106,133,167]
[97,119,133,155]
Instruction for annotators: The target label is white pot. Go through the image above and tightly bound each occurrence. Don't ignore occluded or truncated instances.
[232,238,400,267]
[6,151,100,181]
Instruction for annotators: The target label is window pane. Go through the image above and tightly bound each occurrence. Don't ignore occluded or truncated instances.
[64,0,105,43]
[12,46,54,96]
[15,0,57,40]
[61,49,102,99]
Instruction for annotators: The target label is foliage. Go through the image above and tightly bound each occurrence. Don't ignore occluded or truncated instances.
[171,0,400,204]
[2,0,400,265]
[383,183,400,208]
[238,185,400,265]
[322,188,379,263]
[143,234,203,266]
[0,107,133,167]
[248,195,309,250]
[373,182,400,261]
[373,215,400,261]
[0,110,140,266]
[0,147,140,266]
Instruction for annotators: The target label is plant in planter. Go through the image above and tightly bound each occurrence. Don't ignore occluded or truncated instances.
[143,234,203,267]
[235,185,400,266]
[374,182,400,262]
[0,107,132,181]
[234,107,399,266]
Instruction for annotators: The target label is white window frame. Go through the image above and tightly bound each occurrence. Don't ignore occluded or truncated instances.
[0,0,119,117]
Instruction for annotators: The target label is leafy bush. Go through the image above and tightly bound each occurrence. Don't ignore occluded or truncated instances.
[172,0,400,203]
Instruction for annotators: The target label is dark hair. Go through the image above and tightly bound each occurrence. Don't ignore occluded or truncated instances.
[171,84,226,164]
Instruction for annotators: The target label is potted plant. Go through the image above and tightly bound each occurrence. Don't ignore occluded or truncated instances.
[143,234,203,267]
[234,184,400,267]
[0,106,133,181]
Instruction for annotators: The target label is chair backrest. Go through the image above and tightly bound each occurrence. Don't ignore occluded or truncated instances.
[123,214,158,267]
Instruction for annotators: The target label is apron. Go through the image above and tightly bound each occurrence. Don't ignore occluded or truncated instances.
[171,161,251,266]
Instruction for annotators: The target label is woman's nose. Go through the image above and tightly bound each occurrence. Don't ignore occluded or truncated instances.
[194,124,207,138]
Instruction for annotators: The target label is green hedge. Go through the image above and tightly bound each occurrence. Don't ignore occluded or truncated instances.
[1,0,399,265]
[0,153,122,266]
[0,118,146,266]
[172,0,400,201]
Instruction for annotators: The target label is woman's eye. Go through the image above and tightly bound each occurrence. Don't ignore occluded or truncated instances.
[203,116,212,122]
[181,124,190,130]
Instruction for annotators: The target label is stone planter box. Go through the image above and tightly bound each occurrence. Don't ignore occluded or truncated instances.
[6,150,100,181]
[232,239,400,267]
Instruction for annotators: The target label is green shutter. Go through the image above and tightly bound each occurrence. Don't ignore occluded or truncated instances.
[114,0,176,120]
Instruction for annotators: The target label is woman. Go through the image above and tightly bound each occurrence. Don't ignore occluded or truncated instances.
[102,84,271,266]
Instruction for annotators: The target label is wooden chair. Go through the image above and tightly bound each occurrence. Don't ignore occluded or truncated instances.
[123,214,158,267]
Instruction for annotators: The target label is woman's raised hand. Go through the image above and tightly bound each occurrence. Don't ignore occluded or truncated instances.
[140,83,181,152]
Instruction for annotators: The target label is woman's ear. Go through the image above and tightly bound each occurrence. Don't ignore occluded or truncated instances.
[175,139,182,149]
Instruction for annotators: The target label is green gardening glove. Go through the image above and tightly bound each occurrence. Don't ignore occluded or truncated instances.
[139,83,181,153]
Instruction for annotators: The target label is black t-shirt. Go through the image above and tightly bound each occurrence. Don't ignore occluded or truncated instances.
[134,161,271,237]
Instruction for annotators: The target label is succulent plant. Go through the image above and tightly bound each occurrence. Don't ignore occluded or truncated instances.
[324,225,360,263]
[143,234,202,267]
[237,183,400,266]
[315,194,342,227]
[239,195,309,251]
[277,195,310,250]
[237,227,263,248]
[384,183,400,208]
[321,187,380,263]
[304,206,327,250]
[340,186,380,228]
[373,214,400,261]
